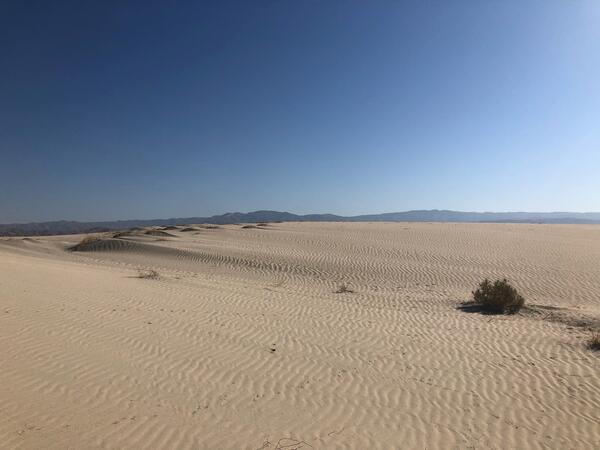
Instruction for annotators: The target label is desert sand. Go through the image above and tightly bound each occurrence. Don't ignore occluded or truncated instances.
[1,222,599,449]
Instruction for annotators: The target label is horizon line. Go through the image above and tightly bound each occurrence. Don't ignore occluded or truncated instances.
[3,208,600,227]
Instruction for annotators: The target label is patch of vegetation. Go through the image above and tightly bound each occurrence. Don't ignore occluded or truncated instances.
[588,330,600,351]
[79,235,102,245]
[471,278,524,314]
[69,234,103,251]
[111,231,132,238]
[335,283,354,294]
[137,269,159,280]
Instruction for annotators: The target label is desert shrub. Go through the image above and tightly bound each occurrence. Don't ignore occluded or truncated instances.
[137,269,159,280]
[79,235,102,245]
[69,234,103,251]
[335,283,354,294]
[589,330,600,351]
[472,278,524,314]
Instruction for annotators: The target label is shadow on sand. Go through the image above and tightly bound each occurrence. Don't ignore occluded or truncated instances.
[456,302,505,316]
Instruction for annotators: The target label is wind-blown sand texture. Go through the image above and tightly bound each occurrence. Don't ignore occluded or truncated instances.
[1,222,599,449]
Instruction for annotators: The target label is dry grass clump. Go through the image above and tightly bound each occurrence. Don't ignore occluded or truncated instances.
[588,330,600,351]
[79,235,103,245]
[472,278,524,314]
[137,269,159,280]
[69,234,103,251]
[335,283,354,294]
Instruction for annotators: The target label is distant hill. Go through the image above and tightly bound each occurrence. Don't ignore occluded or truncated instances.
[1,210,600,236]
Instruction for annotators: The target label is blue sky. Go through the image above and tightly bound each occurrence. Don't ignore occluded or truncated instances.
[1,1,599,223]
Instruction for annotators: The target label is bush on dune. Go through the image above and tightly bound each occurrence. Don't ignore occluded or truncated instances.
[137,269,159,280]
[589,330,600,351]
[68,234,104,251]
[335,283,354,294]
[79,235,102,245]
[471,278,525,314]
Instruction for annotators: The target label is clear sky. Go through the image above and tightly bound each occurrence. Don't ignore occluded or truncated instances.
[1,1,599,223]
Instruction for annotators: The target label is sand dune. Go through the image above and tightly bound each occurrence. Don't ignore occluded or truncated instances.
[1,222,599,449]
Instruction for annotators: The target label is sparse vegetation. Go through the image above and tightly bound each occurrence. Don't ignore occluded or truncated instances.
[79,235,103,245]
[111,231,131,238]
[335,283,354,294]
[69,234,103,251]
[137,269,159,280]
[471,278,524,314]
[588,330,600,351]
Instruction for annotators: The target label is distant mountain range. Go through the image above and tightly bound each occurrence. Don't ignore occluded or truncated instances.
[2,210,600,236]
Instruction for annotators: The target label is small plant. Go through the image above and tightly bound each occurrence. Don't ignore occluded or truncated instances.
[335,283,354,294]
[137,269,159,280]
[471,278,524,314]
[588,330,600,351]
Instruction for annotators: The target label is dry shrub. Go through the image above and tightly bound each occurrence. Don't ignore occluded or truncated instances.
[472,278,524,314]
[69,234,103,251]
[137,269,159,280]
[335,283,354,294]
[78,235,102,245]
[589,330,600,351]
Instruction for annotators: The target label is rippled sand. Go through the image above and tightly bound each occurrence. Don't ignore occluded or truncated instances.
[1,222,599,449]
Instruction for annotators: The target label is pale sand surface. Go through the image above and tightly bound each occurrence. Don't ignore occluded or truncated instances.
[1,222,599,449]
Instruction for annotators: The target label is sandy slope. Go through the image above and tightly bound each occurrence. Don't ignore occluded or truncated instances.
[1,222,599,449]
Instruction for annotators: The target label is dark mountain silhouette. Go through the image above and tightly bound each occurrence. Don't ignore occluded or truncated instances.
[1,209,600,236]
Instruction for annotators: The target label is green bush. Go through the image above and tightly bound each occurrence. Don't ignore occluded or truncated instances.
[472,278,524,314]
